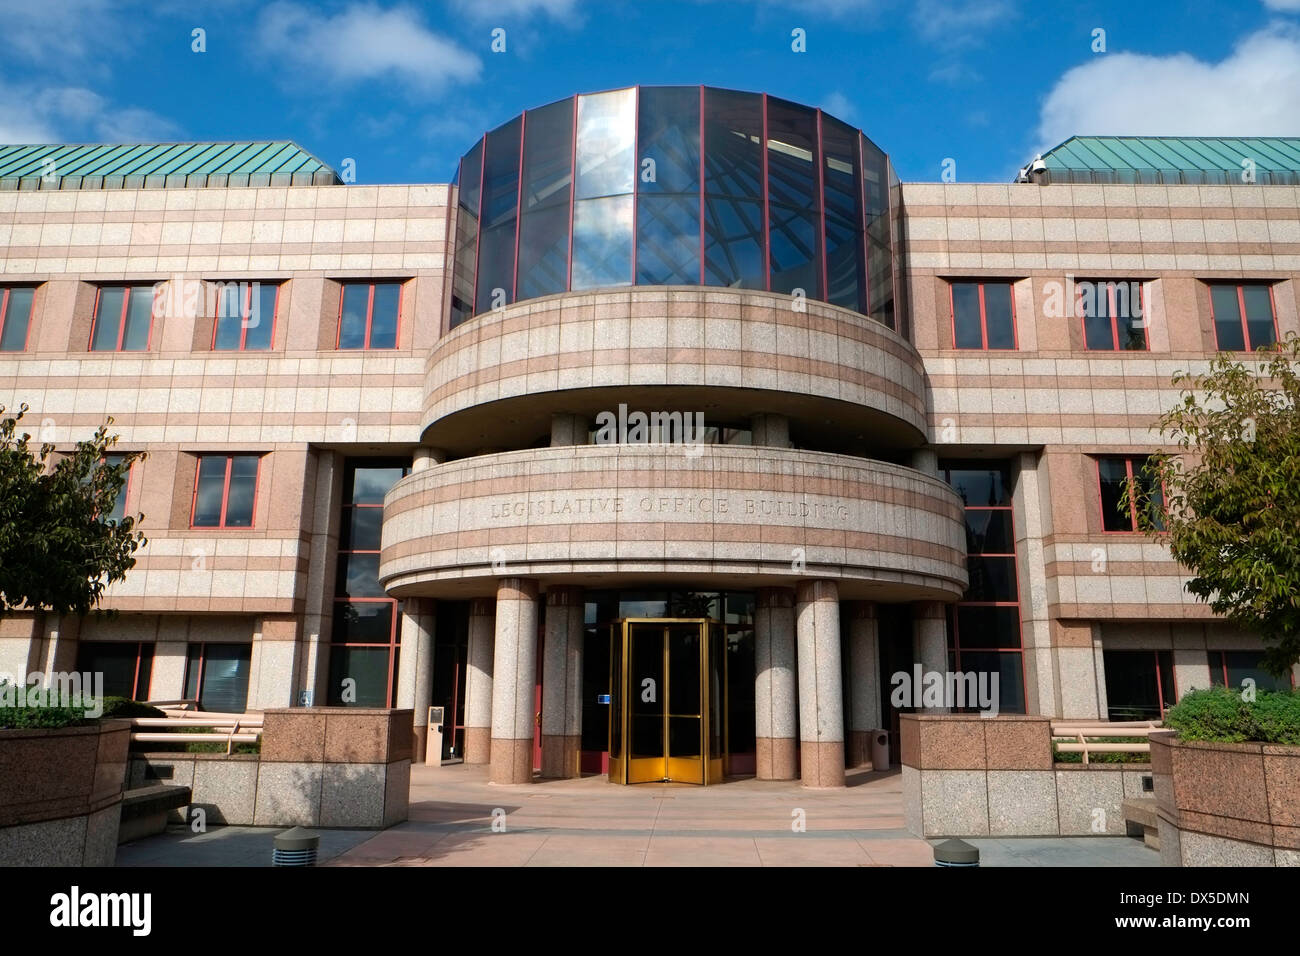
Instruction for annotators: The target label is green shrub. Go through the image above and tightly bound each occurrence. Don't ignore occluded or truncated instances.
[1164,686,1300,745]
[0,679,90,730]
[99,696,165,719]
[0,704,88,730]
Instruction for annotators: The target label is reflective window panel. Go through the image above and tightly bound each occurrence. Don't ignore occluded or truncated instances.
[450,138,483,327]
[475,117,522,310]
[575,88,636,200]
[517,97,575,299]
[572,195,633,290]
[703,196,764,289]
[637,194,700,285]
[638,86,700,195]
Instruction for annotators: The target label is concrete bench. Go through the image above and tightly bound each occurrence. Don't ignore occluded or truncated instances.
[1121,797,1159,851]
[117,784,192,844]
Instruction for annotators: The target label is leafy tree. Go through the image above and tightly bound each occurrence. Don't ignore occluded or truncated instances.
[0,404,147,619]
[1124,334,1300,675]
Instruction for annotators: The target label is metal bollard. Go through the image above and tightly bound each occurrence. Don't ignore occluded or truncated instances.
[272,826,321,867]
[933,838,979,867]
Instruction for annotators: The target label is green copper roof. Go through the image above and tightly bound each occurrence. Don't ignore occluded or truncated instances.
[0,141,342,190]
[1031,136,1300,185]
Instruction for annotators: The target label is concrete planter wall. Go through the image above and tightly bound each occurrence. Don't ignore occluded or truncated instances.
[901,714,1151,838]
[0,718,130,866]
[130,707,412,829]
[1150,731,1300,867]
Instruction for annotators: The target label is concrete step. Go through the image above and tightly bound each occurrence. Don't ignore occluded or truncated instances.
[1121,796,1159,851]
[118,784,192,844]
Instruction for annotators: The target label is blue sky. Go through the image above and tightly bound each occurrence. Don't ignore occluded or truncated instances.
[1,0,1298,184]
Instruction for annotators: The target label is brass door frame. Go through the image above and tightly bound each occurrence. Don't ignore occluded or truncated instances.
[608,618,725,785]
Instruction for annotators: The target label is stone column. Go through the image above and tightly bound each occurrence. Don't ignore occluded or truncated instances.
[0,615,42,685]
[490,577,539,784]
[412,446,446,471]
[913,601,950,713]
[150,641,188,701]
[755,587,797,780]
[541,586,584,778]
[910,447,939,477]
[795,580,845,788]
[846,602,881,767]
[397,598,436,761]
[464,597,495,764]
[550,413,588,447]
[750,413,791,448]
[247,618,300,710]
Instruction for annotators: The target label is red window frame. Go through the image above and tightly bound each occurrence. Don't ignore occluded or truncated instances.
[335,281,403,350]
[1208,650,1296,690]
[940,463,1029,713]
[948,280,1019,350]
[210,282,280,351]
[1208,282,1280,352]
[183,642,252,712]
[88,284,156,352]
[76,640,153,701]
[1096,455,1165,534]
[1077,278,1149,351]
[101,453,135,524]
[189,454,261,529]
[330,460,411,707]
[0,285,37,351]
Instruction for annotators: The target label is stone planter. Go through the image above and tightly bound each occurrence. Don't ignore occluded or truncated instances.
[129,706,413,829]
[901,713,1153,837]
[1150,730,1300,867]
[0,718,130,866]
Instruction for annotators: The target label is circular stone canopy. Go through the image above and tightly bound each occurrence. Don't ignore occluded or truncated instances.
[450,86,897,329]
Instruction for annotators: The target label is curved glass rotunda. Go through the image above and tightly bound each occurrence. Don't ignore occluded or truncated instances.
[450,85,898,328]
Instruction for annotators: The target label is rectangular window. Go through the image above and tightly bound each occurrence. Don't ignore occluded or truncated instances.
[939,460,1025,714]
[183,643,252,713]
[191,455,260,528]
[104,453,132,524]
[1209,282,1278,352]
[213,282,279,351]
[90,284,155,351]
[950,281,1016,350]
[330,459,411,707]
[75,641,153,700]
[1103,650,1176,720]
[1208,650,1294,693]
[337,282,401,349]
[1079,279,1147,350]
[0,286,36,351]
[1097,456,1165,532]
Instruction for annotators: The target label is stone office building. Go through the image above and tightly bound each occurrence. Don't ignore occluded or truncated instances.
[0,88,1296,788]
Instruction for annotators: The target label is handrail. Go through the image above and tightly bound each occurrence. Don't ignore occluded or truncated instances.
[129,711,264,755]
[1049,720,1161,764]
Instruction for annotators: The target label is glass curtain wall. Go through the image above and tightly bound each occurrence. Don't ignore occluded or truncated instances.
[451,86,894,327]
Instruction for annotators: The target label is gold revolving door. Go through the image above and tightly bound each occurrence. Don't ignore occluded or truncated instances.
[608,618,726,785]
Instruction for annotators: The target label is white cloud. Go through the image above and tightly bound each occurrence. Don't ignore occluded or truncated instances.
[911,0,1013,47]
[1262,0,1300,11]
[1036,24,1300,150]
[447,0,580,19]
[257,2,482,89]
[0,0,119,66]
[0,83,179,144]
[820,91,856,121]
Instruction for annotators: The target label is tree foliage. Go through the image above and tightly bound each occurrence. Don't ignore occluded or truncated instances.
[0,404,147,619]
[1125,334,1300,675]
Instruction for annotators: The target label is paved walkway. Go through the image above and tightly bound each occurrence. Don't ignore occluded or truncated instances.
[116,764,1162,867]
[330,764,930,867]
